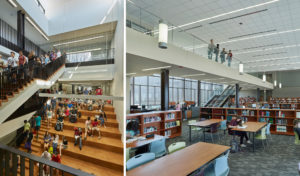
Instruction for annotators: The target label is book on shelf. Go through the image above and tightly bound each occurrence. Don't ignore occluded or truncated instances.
[144,116,161,124]
[296,112,300,118]
[144,126,158,134]
[165,121,177,129]
[165,130,171,136]
[165,113,175,120]
[276,125,287,132]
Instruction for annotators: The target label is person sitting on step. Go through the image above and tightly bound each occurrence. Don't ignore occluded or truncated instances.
[74,127,83,150]
[91,118,101,139]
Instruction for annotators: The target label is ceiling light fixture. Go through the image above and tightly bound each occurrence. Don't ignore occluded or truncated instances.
[263,73,266,82]
[7,0,17,7]
[245,56,300,64]
[239,62,244,74]
[142,66,171,71]
[158,20,168,49]
[279,83,282,88]
[26,16,49,41]
[274,80,277,87]
[126,73,137,76]
[66,48,102,55]
[53,36,104,46]
[181,73,206,77]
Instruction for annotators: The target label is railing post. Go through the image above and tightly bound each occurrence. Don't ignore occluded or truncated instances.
[4,151,9,176]
[39,162,43,176]
[20,156,25,176]
[29,159,34,176]
[0,149,3,176]
[50,166,53,176]
[12,153,17,176]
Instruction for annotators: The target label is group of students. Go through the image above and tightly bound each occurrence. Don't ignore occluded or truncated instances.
[208,39,233,67]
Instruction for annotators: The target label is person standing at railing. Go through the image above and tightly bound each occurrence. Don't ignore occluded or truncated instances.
[220,48,226,64]
[44,54,50,65]
[57,49,61,58]
[35,57,42,78]
[18,51,27,84]
[28,51,36,80]
[226,50,233,67]
[207,39,215,60]
[7,52,18,84]
[214,44,220,62]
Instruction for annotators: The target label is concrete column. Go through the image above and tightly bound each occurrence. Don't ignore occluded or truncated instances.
[161,69,169,110]
[17,11,25,50]
[235,84,239,108]
[257,88,260,102]
[264,89,267,102]
[198,81,201,107]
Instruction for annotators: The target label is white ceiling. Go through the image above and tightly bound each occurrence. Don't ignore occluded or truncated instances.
[127,0,300,73]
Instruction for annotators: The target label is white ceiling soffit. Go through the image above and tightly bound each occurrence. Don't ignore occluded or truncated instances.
[59,64,115,82]
[127,28,273,90]
[39,93,123,101]
[127,0,300,72]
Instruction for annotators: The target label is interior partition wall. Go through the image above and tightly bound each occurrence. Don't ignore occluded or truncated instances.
[130,75,224,109]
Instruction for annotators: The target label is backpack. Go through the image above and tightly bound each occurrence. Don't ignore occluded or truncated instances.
[70,115,77,123]
[230,138,239,153]
[78,112,82,118]
[55,122,62,131]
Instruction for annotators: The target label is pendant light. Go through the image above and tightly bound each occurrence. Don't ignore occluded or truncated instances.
[158,20,168,49]
[239,62,244,74]
[262,73,266,82]
[274,72,277,87]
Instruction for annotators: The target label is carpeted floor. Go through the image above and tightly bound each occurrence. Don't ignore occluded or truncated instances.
[166,117,300,176]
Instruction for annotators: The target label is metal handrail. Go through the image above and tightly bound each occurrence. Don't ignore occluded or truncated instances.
[0,143,94,176]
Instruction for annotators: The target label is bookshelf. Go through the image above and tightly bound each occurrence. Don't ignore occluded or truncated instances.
[201,107,298,136]
[126,110,182,138]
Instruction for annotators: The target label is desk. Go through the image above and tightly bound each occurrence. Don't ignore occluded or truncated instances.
[188,119,223,142]
[126,135,165,149]
[127,142,230,176]
[231,122,267,152]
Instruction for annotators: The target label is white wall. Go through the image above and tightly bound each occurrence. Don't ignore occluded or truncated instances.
[240,89,256,98]
[109,0,124,142]
[16,0,49,34]
[272,70,300,97]
[45,0,115,35]
[273,87,300,97]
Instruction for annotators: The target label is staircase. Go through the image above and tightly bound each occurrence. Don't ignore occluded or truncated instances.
[205,85,236,107]
[18,105,123,176]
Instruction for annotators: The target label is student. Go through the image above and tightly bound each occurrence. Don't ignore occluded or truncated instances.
[91,118,101,139]
[47,110,53,128]
[25,129,33,153]
[51,149,62,176]
[220,48,226,64]
[48,142,54,155]
[62,136,68,149]
[23,120,31,137]
[40,147,51,175]
[176,102,181,110]
[28,50,36,79]
[44,54,50,65]
[83,88,89,95]
[42,102,48,121]
[294,119,300,139]
[207,39,214,60]
[228,116,251,147]
[97,114,106,128]
[44,131,52,149]
[7,51,18,69]
[214,44,220,62]
[52,134,59,154]
[226,50,233,67]
[57,49,61,58]
[84,117,92,140]
[18,50,26,82]
[35,114,42,140]
[74,127,83,150]
[57,115,64,131]
[51,98,57,111]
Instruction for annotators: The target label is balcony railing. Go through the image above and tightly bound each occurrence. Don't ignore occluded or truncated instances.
[0,56,66,103]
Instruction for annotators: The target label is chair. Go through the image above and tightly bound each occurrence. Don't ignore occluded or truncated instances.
[265,123,272,144]
[126,148,130,161]
[126,153,155,170]
[188,120,203,140]
[227,116,232,122]
[168,142,186,154]
[205,123,220,143]
[218,120,228,144]
[204,150,230,176]
[294,131,300,145]
[255,127,267,149]
[149,138,167,158]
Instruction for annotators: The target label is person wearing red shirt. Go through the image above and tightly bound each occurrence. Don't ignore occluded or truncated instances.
[18,50,27,81]
[74,127,83,150]
[96,87,103,95]
[226,50,233,67]
[91,118,101,139]
[51,147,61,176]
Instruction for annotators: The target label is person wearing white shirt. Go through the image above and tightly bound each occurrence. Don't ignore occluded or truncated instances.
[7,52,18,68]
[207,39,215,60]
[57,50,61,58]
[0,55,5,73]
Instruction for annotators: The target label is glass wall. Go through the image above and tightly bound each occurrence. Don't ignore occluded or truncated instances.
[130,75,224,108]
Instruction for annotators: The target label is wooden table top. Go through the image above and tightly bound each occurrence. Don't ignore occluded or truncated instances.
[127,142,230,176]
[231,122,267,132]
[126,135,166,148]
[187,119,223,127]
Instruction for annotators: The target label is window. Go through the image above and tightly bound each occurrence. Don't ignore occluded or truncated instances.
[130,76,224,108]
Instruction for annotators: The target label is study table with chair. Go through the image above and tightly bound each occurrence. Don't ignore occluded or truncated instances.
[126,134,166,149]
[188,119,223,142]
[231,121,267,152]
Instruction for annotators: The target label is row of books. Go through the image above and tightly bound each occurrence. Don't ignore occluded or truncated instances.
[144,116,161,124]
[276,119,287,125]
[165,121,179,129]
[165,130,172,136]
[165,113,175,120]
[259,118,274,124]
[276,125,287,132]
[242,110,256,116]
[143,126,158,134]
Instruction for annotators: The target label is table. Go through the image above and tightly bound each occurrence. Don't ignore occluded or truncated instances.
[126,135,166,149]
[188,119,223,142]
[127,142,230,176]
[231,122,267,152]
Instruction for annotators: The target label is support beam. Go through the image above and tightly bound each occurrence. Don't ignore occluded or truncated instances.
[17,11,25,51]
[198,81,201,107]
[264,89,267,102]
[235,84,239,108]
[161,69,169,110]
[72,85,75,94]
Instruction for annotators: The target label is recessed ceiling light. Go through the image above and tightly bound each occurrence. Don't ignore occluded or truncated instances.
[126,73,137,76]
[142,66,171,71]
[182,73,206,77]
[53,36,104,46]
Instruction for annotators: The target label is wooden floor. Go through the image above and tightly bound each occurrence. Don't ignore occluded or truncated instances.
[18,105,123,176]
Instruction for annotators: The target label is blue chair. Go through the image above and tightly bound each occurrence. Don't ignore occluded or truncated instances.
[266,123,272,141]
[205,150,230,176]
[126,153,155,170]
[168,142,186,154]
[149,138,167,158]
[218,120,228,144]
